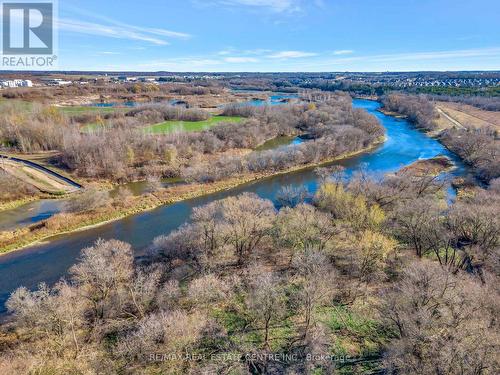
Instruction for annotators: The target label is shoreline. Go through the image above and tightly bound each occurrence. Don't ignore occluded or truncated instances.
[396,155,456,177]
[0,138,385,256]
[377,107,408,119]
[0,192,71,213]
[0,196,40,212]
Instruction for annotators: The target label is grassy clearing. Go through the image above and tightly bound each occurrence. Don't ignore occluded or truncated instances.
[255,135,298,151]
[143,116,243,134]
[82,122,107,132]
[59,106,125,115]
[0,161,75,194]
[320,305,391,357]
[0,196,41,212]
[397,156,455,177]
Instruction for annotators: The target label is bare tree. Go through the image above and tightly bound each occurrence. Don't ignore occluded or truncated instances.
[64,187,110,213]
[292,250,337,340]
[380,261,500,375]
[247,272,286,350]
[274,203,336,263]
[218,193,276,266]
[69,239,134,321]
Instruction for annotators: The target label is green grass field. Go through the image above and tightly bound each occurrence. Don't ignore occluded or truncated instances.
[143,116,243,134]
[59,106,125,115]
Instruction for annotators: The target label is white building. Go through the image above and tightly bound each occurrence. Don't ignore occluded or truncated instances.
[42,78,73,86]
[0,79,33,88]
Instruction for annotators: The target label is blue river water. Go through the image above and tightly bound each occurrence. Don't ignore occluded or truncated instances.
[0,99,467,314]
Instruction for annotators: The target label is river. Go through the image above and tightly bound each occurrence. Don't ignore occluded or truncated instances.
[0,99,467,314]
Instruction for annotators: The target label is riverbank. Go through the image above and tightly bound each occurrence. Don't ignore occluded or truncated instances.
[397,155,455,177]
[0,138,384,255]
[0,196,40,212]
[377,107,408,119]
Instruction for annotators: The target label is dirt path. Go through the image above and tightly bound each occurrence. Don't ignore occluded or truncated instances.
[436,107,466,130]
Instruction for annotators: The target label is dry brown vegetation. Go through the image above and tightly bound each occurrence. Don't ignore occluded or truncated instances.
[441,126,499,182]
[397,156,454,177]
[0,82,225,103]
[382,94,439,131]
[1,85,499,374]
[0,170,498,374]
[0,169,37,204]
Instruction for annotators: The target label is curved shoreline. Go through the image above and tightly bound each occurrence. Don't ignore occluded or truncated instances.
[0,196,40,212]
[0,138,384,256]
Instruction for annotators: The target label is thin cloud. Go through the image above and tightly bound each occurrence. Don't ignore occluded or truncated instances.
[370,47,500,62]
[58,19,170,45]
[287,47,500,70]
[224,57,259,63]
[199,0,301,13]
[138,58,222,70]
[321,47,500,65]
[56,7,191,46]
[333,50,354,55]
[139,27,191,39]
[76,46,500,72]
[218,48,272,56]
[268,50,318,59]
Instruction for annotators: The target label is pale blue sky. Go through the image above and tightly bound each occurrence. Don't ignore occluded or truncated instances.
[54,0,500,71]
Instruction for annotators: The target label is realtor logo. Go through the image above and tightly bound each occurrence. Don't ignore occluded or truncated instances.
[2,1,53,55]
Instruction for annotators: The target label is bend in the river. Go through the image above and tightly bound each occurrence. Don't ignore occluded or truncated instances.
[0,99,468,314]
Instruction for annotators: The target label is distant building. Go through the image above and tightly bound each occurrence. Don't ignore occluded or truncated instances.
[41,78,73,86]
[139,77,157,83]
[0,79,33,88]
[118,76,138,82]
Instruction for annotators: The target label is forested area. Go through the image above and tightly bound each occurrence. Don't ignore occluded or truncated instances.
[1,85,499,374]
[0,93,383,183]
[382,94,438,131]
[1,169,498,374]
[183,98,383,183]
[412,85,500,98]
[441,126,500,182]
